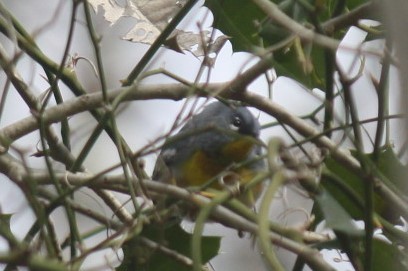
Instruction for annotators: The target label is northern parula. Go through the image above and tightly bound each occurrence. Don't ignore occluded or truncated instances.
[153,101,265,207]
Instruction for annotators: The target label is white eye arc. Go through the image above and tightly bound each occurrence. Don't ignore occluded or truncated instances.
[230,116,242,131]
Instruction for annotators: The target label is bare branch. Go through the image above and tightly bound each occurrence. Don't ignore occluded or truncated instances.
[9,166,335,271]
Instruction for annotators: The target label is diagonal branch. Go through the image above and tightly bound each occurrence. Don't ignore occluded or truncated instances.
[322,2,377,34]
[0,77,407,221]
[251,0,340,50]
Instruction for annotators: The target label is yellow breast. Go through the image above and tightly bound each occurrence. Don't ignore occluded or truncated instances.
[179,150,225,188]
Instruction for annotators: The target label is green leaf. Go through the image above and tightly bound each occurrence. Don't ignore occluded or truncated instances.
[321,155,385,221]
[116,223,221,271]
[315,189,363,236]
[316,146,407,229]
[204,0,266,52]
[312,236,408,271]
[367,146,408,221]
[272,40,326,89]
[314,189,364,270]
[369,146,408,195]
[320,161,365,221]
[346,0,370,10]
[371,238,408,271]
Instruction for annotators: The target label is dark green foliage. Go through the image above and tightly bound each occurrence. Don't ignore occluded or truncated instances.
[116,223,221,271]
[205,0,370,89]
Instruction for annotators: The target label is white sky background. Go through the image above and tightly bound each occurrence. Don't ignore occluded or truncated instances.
[0,1,403,271]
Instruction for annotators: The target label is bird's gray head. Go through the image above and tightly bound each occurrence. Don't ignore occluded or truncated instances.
[191,102,260,138]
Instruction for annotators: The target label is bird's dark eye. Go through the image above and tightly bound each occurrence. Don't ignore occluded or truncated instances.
[230,116,242,130]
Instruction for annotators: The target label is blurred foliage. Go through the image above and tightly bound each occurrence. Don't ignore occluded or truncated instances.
[310,146,408,270]
[116,223,220,271]
[322,146,408,223]
[205,0,370,89]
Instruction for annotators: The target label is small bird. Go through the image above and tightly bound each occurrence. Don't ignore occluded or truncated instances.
[153,101,265,207]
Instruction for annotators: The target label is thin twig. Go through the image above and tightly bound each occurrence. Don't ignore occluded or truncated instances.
[0,79,407,221]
